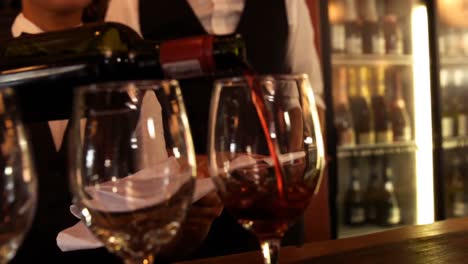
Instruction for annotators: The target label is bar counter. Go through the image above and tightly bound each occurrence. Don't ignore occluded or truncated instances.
[178,217,468,264]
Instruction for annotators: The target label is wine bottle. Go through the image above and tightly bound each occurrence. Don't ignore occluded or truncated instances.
[0,22,248,121]
[390,70,411,142]
[448,157,465,218]
[383,2,404,55]
[333,67,355,146]
[364,157,380,224]
[371,66,393,143]
[349,67,374,144]
[445,27,460,57]
[361,0,385,55]
[376,166,401,226]
[344,163,366,226]
[344,0,363,55]
[329,0,346,54]
[440,69,456,139]
[453,69,467,137]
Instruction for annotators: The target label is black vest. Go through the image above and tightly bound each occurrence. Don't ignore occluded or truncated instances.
[140,0,303,260]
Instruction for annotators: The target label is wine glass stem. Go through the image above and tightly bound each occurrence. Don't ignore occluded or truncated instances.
[124,254,154,264]
[260,239,281,264]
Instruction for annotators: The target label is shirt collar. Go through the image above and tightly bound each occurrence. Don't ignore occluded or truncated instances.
[11,13,44,37]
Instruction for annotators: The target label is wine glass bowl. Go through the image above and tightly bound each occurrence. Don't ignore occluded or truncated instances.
[208,74,325,264]
[69,80,196,263]
[0,88,37,263]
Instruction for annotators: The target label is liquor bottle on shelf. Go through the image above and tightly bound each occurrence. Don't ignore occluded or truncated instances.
[440,69,456,139]
[333,67,355,146]
[364,157,380,224]
[371,66,393,143]
[445,27,461,57]
[383,1,404,55]
[329,0,346,54]
[390,70,411,142]
[447,157,466,218]
[349,67,374,145]
[461,28,468,56]
[0,22,248,121]
[361,0,385,55]
[376,165,402,226]
[438,24,447,56]
[454,69,468,137]
[344,0,363,55]
[344,162,366,226]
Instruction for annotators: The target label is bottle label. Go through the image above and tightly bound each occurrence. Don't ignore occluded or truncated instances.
[351,207,366,224]
[462,32,468,55]
[388,207,401,225]
[442,117,455,138]
[453,201,465,217]
[331,24,346,52]
[338,129,356,147]
[372,35,386,55]
[457,114,467,136]
[160,35,215,79]
[346,35,363,55]
[387,37,404,55]
[446,32,459,56]
[394,126,411,142]
[376,130,393,144]
[358,132,375,145]
[439,35,446,55]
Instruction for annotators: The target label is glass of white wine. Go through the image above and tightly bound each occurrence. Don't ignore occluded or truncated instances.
[0,87,37,263]
[68,80,196,264]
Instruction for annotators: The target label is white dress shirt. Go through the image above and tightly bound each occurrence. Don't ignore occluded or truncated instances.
[105,0,325,108]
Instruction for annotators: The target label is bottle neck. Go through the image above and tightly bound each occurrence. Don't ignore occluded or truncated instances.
[344,0,359,21]
[362,0,378,22]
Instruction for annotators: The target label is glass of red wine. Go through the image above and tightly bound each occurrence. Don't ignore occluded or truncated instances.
[208,74,325,264]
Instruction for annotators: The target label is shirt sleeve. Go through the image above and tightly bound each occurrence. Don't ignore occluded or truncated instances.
[285,0,325,109]
[105,0,142,36]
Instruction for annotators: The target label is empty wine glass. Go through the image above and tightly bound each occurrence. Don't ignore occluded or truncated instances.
[68,80,196,264]
[208,74,325,264]
[0,87,37,263]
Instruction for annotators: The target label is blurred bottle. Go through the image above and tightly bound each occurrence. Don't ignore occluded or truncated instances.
[329,0,346,54]
[447,157,465,218]
[440,69,456,138]
[462,28,468,56]
[371,66,393,143]
[364,157,380,224]
[349,67,375,144]
[454,69,468,137]
[383,1,404,55]
[376,166,402,226]
[390,70,411,142]
[446,27,461,56]
[344,162,366,226]
[334,67,356,146]
[344,0,363,54]
[361,0,385,55]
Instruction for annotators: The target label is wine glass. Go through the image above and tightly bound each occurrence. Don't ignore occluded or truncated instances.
[208,74,325,264]
[0,87,37,263]
[68,80,196,264]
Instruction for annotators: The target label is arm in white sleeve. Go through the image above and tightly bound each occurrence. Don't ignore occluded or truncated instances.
[285,0,325,109]
[105,0,142,36]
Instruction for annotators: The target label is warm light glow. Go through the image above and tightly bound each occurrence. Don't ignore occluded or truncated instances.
[411,5,434,225]
[147,117,156,139]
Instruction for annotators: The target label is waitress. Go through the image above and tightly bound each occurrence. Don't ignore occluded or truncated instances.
[105,0,328,260]
[8,0,222,263]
